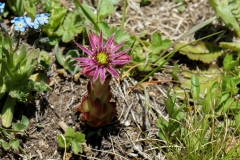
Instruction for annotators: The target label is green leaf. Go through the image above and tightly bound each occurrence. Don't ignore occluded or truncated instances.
[56,12,83,43]
[55,43,64,66]
[174,66,222,100]
[9,139,19,150]
[235,113,240,133]
[57,135,71,148]
[1,96,16,128]
[163,93,176,117]
[44,8,67,36]
[40,50,51,70]
[175,42,223,63]
[12,123,27,131]
[220,42,240,51]
[2,141,10,150]
[191,74,200,101]
[65,128,75,138]
[24,1,37,19]
[21,116,29,126]
[74,132,86,143]
[74,1,98,31]
[209,0,240,37]
[150,33,171,54]
[71,140,82,154]
[62,31,75,43]
[97,0,120,21]
[223,54,238,71]
[98,22,110,38]
[113,28,130,44]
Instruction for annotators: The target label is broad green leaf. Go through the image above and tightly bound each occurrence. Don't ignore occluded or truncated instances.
[1,96,16,128]
[174,66,222,99]
[220,42,240,51]
[74,1,98,30]
[201,82,221,114]
[2,141,10,150]
[21,116,29,126]
[56,135,71,148]
[65,128,75,138]
[24,1,37,19]
[175,42,223,63]
[62,31,75,43]
[209,0,240,37]
[150,33,171,54]
[12,123,27,131]
[55,43,64,66]
[44,8,67,36]
[40,50,51,70]
[98,22,110,38]
[71,140,82,154]
[56,12,83,43]
[9,139,19,150]
[66,50,79,58]
[223,54,238,71]
[112,28,130,44]
[97,0,120,21]
[74,132,86,143]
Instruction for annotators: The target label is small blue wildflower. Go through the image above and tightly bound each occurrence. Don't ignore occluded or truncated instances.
[32,19,40,29]
[24,16,34,28]
[0,3,5,13]
[36,13,50,25]
[11,17,24,23]
[11,17,27,32]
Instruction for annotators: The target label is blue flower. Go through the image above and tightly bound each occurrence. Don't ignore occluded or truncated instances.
[11,17,27,32]
[35,13,50,25]
[23,16,34,28]
[23,16,39,29]
[32,19,40,29]
[0,2,5,13]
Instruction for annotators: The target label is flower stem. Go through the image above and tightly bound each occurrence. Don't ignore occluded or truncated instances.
[33,26,43,48]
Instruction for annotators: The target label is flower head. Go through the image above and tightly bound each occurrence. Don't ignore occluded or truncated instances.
[36,13,50,25]
[0,2,5,13]
[23,16,33,28]
[11,17,27,32]
[74,31,131,84]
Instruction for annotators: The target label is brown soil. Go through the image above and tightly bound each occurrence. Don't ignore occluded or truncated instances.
[0,0,215,159]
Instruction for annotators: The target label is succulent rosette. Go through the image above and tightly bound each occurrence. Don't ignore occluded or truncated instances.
[74,31,131,127]
[76,75,116,127]
[74,31,131,84]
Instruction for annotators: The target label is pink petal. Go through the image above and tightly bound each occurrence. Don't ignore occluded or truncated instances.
[104,34,115,50]
[99,31,103,49]
[111,59,131,65]
[89,33,98,52]
[74,58,94,63]
[110,41,124,53]
[83,65,96,72]
[90,33,100,47]
[106,66,119,78]
[74,40,94,56]
[98,67,106,84]
[93,66,100,82]
[110,49,130,59]
[82,68,95,78]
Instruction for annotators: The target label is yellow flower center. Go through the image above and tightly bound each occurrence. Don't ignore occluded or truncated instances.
[96,52,107,65]
[18,23,22,27]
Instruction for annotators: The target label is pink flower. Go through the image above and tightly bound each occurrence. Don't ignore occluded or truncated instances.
[74,31,131,84]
